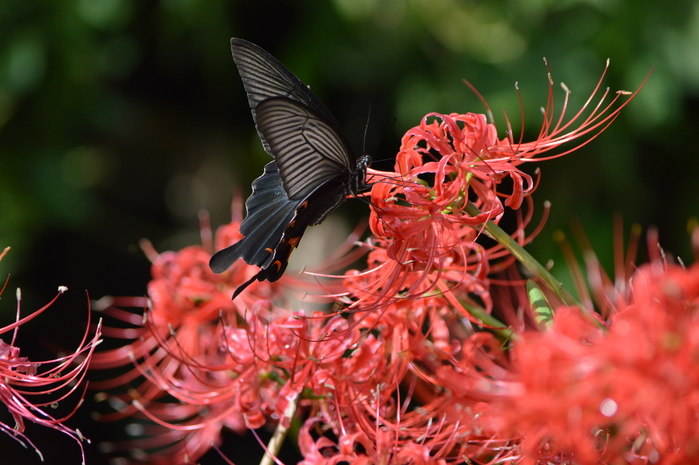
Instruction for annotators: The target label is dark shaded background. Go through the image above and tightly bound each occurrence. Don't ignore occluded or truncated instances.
[1,0,698,463]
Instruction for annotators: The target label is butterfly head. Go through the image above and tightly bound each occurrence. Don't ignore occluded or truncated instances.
[352,155,371,195]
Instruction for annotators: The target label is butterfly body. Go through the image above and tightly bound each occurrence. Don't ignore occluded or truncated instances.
[210,39,369,298]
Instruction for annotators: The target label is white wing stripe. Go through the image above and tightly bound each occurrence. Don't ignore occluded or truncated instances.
[255,98,354,199]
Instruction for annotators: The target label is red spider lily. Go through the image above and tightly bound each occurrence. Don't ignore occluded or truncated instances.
[421,226,699,465]
[0,254,102,464]
[89,209,360,463]
[90,214,262,463]
[357,61,646,316]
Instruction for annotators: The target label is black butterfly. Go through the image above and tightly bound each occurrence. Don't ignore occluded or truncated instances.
[210,38,370,299]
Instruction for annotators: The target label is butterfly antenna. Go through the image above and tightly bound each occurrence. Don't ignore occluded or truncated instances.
[363,100,372,156]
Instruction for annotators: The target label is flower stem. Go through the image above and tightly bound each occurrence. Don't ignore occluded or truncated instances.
[465,203,605,331]
[259,394,298,465]
[466,202,579,306]
[462,300,516,342]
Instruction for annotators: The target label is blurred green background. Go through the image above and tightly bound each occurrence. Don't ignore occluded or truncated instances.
[1,0,698,463]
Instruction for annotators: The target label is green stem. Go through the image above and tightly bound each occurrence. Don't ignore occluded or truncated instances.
[465,203,580,307]
[462,300,516,342]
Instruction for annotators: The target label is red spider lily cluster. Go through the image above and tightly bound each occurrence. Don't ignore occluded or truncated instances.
[357,60,639,314]
[0,247,102,464]
[86,63,699,465]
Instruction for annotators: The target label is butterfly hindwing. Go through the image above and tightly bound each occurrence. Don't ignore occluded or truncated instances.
[227,173,349,299]
[209,161,301,274]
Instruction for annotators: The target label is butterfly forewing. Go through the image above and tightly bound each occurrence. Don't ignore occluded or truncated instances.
[255,98,355,200]
[230,39,340,127]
